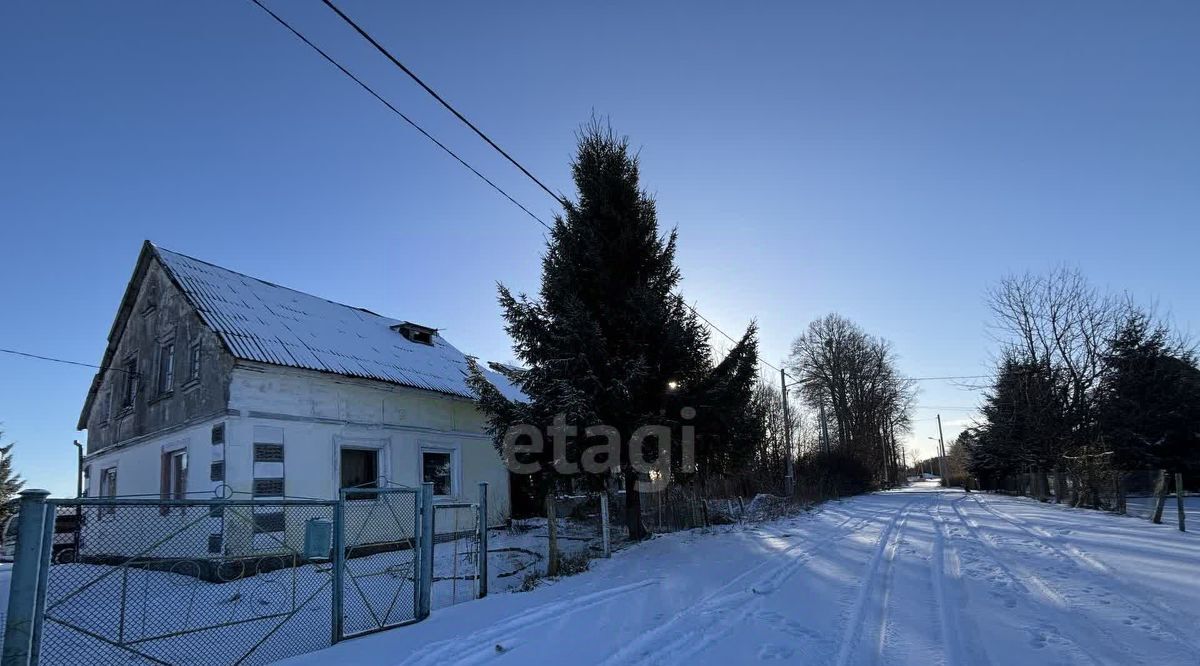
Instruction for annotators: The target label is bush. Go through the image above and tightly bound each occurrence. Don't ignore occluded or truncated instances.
[795,451,874,499]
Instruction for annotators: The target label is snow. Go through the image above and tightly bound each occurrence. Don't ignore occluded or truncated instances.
[277,483,1200,665]
[153,244,522,401]
[0,524,589,663]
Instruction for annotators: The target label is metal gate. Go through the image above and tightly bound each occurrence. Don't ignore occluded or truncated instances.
[1,484,440,666]
[335,485,432,640]
[12,495,340,666]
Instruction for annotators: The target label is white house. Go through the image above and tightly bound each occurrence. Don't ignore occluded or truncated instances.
[77,241,519,555]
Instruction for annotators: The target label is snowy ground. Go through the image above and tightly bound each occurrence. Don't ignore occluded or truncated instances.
[278,483,1200,666]
[0,525,590,664]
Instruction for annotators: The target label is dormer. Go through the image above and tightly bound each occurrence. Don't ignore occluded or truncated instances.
[391,321,437,346]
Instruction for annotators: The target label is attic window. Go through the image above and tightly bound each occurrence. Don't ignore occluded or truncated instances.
[391,322,436,346]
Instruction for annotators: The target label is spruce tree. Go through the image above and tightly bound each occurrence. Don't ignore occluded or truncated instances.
[0,430,25,522]
[468,121,758,540]
[1097,312,1200,473]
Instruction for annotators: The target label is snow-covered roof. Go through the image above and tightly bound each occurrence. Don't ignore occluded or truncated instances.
[153,244,523,402]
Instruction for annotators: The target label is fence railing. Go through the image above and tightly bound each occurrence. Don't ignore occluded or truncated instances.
[1,483,490,666]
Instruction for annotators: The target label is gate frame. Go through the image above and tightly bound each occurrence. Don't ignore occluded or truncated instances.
[334,482,433,642]
[0,483,451,665]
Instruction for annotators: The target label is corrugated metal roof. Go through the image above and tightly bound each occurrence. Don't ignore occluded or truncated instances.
[154,245,523,402]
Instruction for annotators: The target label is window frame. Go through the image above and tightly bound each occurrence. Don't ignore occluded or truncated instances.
[339,447,380,500]
[419,445,459,498]
[120,355,138,410]
[157,340,175,396]
[187,340,202,383]
[99,466,118,516]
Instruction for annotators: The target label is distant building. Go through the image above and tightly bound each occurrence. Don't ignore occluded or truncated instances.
[77,241,518,553]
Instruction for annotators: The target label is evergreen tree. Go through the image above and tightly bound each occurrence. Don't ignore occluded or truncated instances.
[1097,312,1200,473]
[0,429,25,522]
[972,356,1062,487]
[468,121,758,540]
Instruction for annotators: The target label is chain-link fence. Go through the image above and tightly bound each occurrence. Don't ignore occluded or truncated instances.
[34,498,338,666]
[1,484,462,666]
[430,502,482,609]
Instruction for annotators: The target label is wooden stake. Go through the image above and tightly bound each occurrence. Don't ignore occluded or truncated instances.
[1175,472,1185,532]
[545,491,560,576]
[1151,469,1168,524]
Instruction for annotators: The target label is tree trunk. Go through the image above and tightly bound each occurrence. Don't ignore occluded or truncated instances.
[1151,469,1168,524]
[545,491,560,576]
[1114,474,1126,515]
[1037,469,1050,503]
[623,471,646,541]
[1054,468,1067,504]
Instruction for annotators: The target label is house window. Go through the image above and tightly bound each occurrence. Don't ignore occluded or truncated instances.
[100,467,118,498]
[161,448,187,506]
[100,466,117,515]
[211,423,225,445]
[421,449,454,496]
[210,461,225,482]
[157,341,175,395]
[188,341,202,382]
[120,357,138,408]
[340,448,378,499]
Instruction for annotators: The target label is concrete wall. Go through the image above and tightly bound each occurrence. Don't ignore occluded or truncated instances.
[227,363,511,525]
[83,258,232,455]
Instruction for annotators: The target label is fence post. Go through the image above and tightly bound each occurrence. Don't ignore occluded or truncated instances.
[417,483,435,619]
[1175,473,1185,532]
[600,491,611,558]
[29,499,56,666]
[2,489,51,666]
[331,493,344,644]
[477,482,488,598]
[1151,469,1168,524]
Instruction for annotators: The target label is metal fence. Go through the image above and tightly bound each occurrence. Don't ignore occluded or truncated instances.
[1,483,488,666]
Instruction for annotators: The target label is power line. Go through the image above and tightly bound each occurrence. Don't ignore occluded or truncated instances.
[321,0,566,207]
[0,348,135,375]
[246,0,552,230]
[258,4,1004,388]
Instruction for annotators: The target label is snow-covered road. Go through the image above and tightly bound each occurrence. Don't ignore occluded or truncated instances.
[279,485,1200,665]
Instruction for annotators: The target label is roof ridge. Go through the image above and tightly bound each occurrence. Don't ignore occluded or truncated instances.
[151,242,402,325]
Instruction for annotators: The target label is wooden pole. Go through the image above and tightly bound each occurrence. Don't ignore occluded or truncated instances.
[1175,472,1185,532]
[1151,469,1168,524]
[545,491,560,576]
[600,490,611,558]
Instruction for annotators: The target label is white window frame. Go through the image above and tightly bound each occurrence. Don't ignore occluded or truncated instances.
[334,436,390,497]
[99,465,118,517]
[418,443,460,498]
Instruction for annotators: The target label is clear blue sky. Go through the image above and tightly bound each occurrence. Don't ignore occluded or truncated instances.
[2,1,1197,496]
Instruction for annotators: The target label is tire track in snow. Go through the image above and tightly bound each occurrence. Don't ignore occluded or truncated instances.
[949,497,1152,666]
[930,494,981,666]
[399,579,660,666]
[970,494,1200,654]
[598,508,882,666]
[831,497,920,666]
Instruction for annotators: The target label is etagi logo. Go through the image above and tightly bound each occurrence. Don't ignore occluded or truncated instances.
[499,407,698,493]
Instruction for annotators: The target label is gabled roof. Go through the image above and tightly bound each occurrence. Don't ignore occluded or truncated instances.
[79,242,522,429]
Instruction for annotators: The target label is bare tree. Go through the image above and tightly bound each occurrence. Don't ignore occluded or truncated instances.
[787,314,915,487]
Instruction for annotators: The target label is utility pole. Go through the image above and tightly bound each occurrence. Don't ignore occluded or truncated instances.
[780,368,795,497]
[936,414,947,486]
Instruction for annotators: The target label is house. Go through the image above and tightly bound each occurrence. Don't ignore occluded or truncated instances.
[77,241,519,554]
